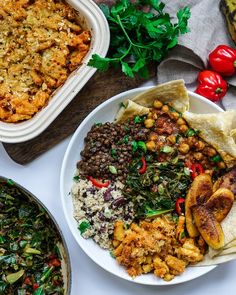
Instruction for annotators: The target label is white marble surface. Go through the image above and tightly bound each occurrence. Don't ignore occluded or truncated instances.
[1,139,236,295]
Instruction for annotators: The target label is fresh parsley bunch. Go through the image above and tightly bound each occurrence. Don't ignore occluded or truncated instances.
[88,0,191,79]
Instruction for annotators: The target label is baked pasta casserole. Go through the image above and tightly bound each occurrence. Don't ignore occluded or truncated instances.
[0,0,91,123]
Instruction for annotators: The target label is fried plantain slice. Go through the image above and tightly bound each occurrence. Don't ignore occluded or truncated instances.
[213,167,236,195]
[206,188,234,222]
[192,205,224,250]
[185,174,213,238]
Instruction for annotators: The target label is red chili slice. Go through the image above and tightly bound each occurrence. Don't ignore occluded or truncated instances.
[139,156,147,174]
[175,198,185,215]
[33,284,39,290]
[190,163,204,180]
[88,176,110,188]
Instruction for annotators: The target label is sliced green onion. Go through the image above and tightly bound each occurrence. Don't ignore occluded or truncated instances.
[24,247,41,255]
[6,269,25,284]
[109,165,117,174]
[145,209,173,218]
[161,145,174,154]
[184,167,190,176]
[40,266,54,282]
[185,128,199,137]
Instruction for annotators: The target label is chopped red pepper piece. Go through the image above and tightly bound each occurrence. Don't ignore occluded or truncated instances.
[139,156,147,174]
[48,258,61,267]
[175,198,185,215]
[190,163,204,180]
[33,283,39,290]
[24,277,31,285]
[88,176,110,188]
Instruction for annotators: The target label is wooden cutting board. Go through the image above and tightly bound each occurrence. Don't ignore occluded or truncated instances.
[3,66,156,164]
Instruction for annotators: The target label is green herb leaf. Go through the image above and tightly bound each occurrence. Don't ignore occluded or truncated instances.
[78,221,90,235]
[89,0,190,78]
[137,141,147,153]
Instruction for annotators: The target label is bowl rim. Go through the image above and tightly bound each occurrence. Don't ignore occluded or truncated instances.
[0,176,72,294]
[60,86,223,286]
[0,0,110,143]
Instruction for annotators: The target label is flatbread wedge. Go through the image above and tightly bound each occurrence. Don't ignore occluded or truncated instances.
[183,110,236,167]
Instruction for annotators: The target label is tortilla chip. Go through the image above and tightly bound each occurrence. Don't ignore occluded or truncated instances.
[115,99,149,123]
[132,79,189,113]
[183,110,236,167]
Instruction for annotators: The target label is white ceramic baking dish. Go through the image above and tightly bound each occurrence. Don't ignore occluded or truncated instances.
[0,0,110,143]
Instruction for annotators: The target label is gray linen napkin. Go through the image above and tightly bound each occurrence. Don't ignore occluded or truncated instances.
[157,0,236,110]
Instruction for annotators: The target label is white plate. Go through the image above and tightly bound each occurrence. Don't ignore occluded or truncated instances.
[60,87,223,285]
[0,0,110,143]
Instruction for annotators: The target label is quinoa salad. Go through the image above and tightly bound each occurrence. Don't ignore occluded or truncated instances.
[71,81,236,281]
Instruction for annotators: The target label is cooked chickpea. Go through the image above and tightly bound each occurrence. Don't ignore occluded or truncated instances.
[146,141,156,151]
[144,118,155,128]
[147,112,153,119]
[203,147,217,157]
[179,124,188,133]
[178,143,190,154]
[153,113,158,120]
[205,169,213,177]
[167,135,176,144]
[193,152,203,161]
[161,105,169,112]
[149,132,158,141]
[170,112,180,120]
[176,118,186,125]
[153,100,163,109]
[187,136,197,147]
[217,161,226,169]
[195,141,205,151]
